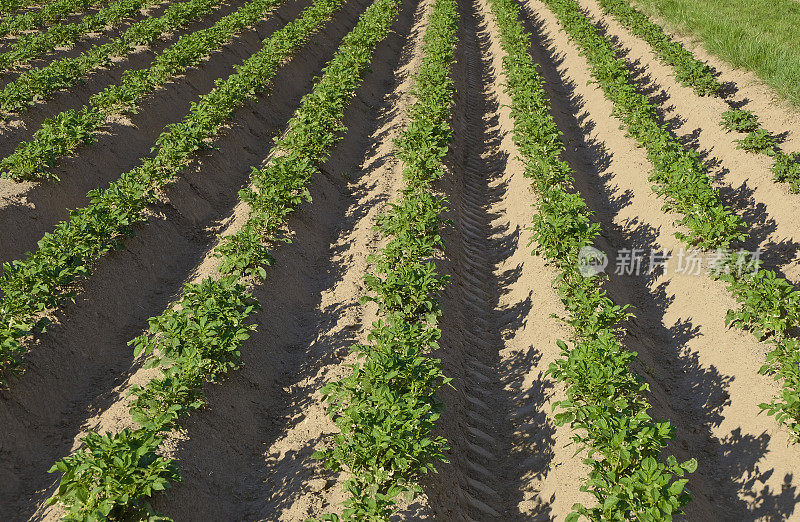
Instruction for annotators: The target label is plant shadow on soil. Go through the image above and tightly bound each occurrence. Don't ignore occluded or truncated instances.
[424,2,557,519]
[517,3,800,520]
[145,0,429,518]
[0,0,376,517]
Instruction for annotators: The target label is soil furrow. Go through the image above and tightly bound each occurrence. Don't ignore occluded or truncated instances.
[575,0,800,287]
[425,0,588,519]
[0,0,310,265]
[0,0,371,516]
[519,0,800,518]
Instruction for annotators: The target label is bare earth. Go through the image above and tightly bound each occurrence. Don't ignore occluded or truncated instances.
[1,0,800,519]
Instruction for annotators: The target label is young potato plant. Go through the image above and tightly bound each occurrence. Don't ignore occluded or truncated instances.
[48,0,401,516]
[540,0,800,442]
[720,109,761,133]
[0,0,287,181]
[489,0,696,518]
[0,0,344,386]
[734,128,778,155]
[0,0,39,16]
[0,0,157,71]
[316,0,457,518]
[0,0,224,115]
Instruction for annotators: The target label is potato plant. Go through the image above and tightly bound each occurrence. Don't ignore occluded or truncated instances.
[316,0,457,517]
[540,0,800,442]
[0,0,225,115]
[47,0,402,517]
[488,0,696,518]
[0,0,158,71]
[0,0,343,385]
[597,0,800,192]
[0,0,104,38]
[0,0,287,180]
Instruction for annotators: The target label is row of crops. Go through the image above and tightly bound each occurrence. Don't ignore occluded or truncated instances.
[1,0,799,519]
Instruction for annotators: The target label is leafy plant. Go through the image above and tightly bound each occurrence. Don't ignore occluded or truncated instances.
[735,128,778,154]
[0,0,345,384]
[720,109,761,132]
[48,0,402,517]
[0,0,225,115]
[1,0,287,180]
[537,0,800,442]
[597,0,721,96]
[487,0,697,518]
[771,152,800,190]
[316,0,457,517]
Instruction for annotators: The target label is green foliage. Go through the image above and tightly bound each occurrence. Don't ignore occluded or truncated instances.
[0,0,224,115]
[734,128,778,155]
[597,0,721,96]
[0,0,286,179]
[0,0,344,385]
[771,152,800,191]
[316,0,456,517]
[539,0,800,443]
[0,0,157,72]
[0,0,104,39]
[488,0,697,518]
[598,0,800,193]
[632,0,800,109]
[48,430,178,521]
[48,0,402,517]
[720,109,761,133]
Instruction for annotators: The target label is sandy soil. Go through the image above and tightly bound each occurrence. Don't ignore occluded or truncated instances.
[3,0,800,518]
[519,0,800,518]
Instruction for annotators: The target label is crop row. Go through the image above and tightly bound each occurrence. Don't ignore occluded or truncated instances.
[0,0,157,71]
[47,0,400,516]
[0,0,223,115]
[488,0,696,519]
[595,0,800,191]
[0,0,338,384]
[0,0,286,181]
[0,0,41,17]
[0,0,105,39]
[314,0,457,518]
[539,0,800,441]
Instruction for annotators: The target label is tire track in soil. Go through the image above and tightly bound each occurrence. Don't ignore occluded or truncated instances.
[424,0,589,519]
[0,0,372,516]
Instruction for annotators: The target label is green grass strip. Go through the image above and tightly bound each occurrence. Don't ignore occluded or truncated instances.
[489,0,696,519]
[0,0,287,181]
[47,0,400,516]
[631,0,800,109]
[314,0,457,518]
[538,0,800,443]
[0,0,158,71]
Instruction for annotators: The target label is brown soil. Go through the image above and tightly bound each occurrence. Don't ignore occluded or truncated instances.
[2,0,800,519]
[518,0,800,518]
